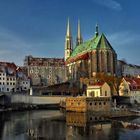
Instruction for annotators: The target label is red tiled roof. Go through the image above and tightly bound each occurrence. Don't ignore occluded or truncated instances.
[25,56,65,66]
[88,82,105,87]
[0,62,24,74]
[124,77,140,90]
[65,53,89,64]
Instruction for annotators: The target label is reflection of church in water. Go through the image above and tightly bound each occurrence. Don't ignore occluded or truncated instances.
[65,19,117,81]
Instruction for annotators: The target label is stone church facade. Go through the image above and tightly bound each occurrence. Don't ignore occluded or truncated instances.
[65,19,117,81]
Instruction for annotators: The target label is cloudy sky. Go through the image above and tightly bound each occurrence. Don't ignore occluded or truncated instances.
[0,0,140,66]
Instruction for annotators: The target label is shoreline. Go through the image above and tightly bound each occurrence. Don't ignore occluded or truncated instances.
[0,104,60,113]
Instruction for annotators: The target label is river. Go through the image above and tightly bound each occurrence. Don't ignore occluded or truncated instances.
[0,110,140,140]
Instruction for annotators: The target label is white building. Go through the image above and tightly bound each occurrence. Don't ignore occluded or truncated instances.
[0,62,30,93]
[86,82,111,97]
[119,77,140,104]
[0,71,16,92]
[117,60,140,77]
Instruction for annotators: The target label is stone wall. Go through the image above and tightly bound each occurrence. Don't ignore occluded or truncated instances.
[66,96,111,112]
[11,94,66,105]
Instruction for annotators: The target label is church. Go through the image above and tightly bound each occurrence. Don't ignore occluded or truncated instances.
[65,19,117,81]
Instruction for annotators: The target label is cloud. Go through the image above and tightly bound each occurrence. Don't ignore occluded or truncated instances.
[107,31,139,47]
[0,27,32,65]
[0,27,64,66]
[107,31,140,65]
[92,0,122,11]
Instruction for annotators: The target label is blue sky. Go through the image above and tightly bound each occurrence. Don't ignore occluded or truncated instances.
[0,0,140,66]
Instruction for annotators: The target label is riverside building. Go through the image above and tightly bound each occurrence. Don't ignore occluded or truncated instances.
[0,62,30,92]
[24,55,66,86]
[64,19,117,81]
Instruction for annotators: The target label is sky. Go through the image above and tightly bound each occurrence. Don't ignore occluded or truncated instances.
[0,0,140,66]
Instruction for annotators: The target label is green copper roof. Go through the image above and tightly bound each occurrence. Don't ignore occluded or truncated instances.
[69,33,114,58]
[97,33,114,50]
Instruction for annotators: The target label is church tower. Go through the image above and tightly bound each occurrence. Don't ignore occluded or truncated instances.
[76,20,83,46]
[65,18,73,61]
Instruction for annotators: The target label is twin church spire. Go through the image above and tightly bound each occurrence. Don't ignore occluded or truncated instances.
[65,18,83,47]
[65,18,99,61]
[65,18,83,60]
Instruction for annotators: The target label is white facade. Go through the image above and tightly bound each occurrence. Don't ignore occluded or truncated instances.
[0,62,30,93]
[0,72,16,92]
[86,82,111,98]
[123,65,140,77]
[119,78,140,104]
[117,60,140,77]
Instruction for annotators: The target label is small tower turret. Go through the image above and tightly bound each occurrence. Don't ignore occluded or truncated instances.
[95,23,99,37]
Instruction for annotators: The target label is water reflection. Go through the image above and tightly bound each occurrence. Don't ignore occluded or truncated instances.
[0,110,140,140]
[0,111,65,140]
[66,112,111,140]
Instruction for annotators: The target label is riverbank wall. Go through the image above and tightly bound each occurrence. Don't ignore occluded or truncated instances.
[0,93,67,111]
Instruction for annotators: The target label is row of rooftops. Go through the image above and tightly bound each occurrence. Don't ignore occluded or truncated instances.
[0,62,19,76]
[122,77,140,91]
[24,55,65,66]
[0,62,29,80]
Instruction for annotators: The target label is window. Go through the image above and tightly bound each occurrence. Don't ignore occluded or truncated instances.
[90,102,92,106]
[99,102,101,105]
[90,91,95,97]
[104,102,106,105]
[7,82,9,85]
[7,88,9,92]
[78,102,80,105]
[30,70,33,73]
[105,91,107,96]
[94,102,97,105]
